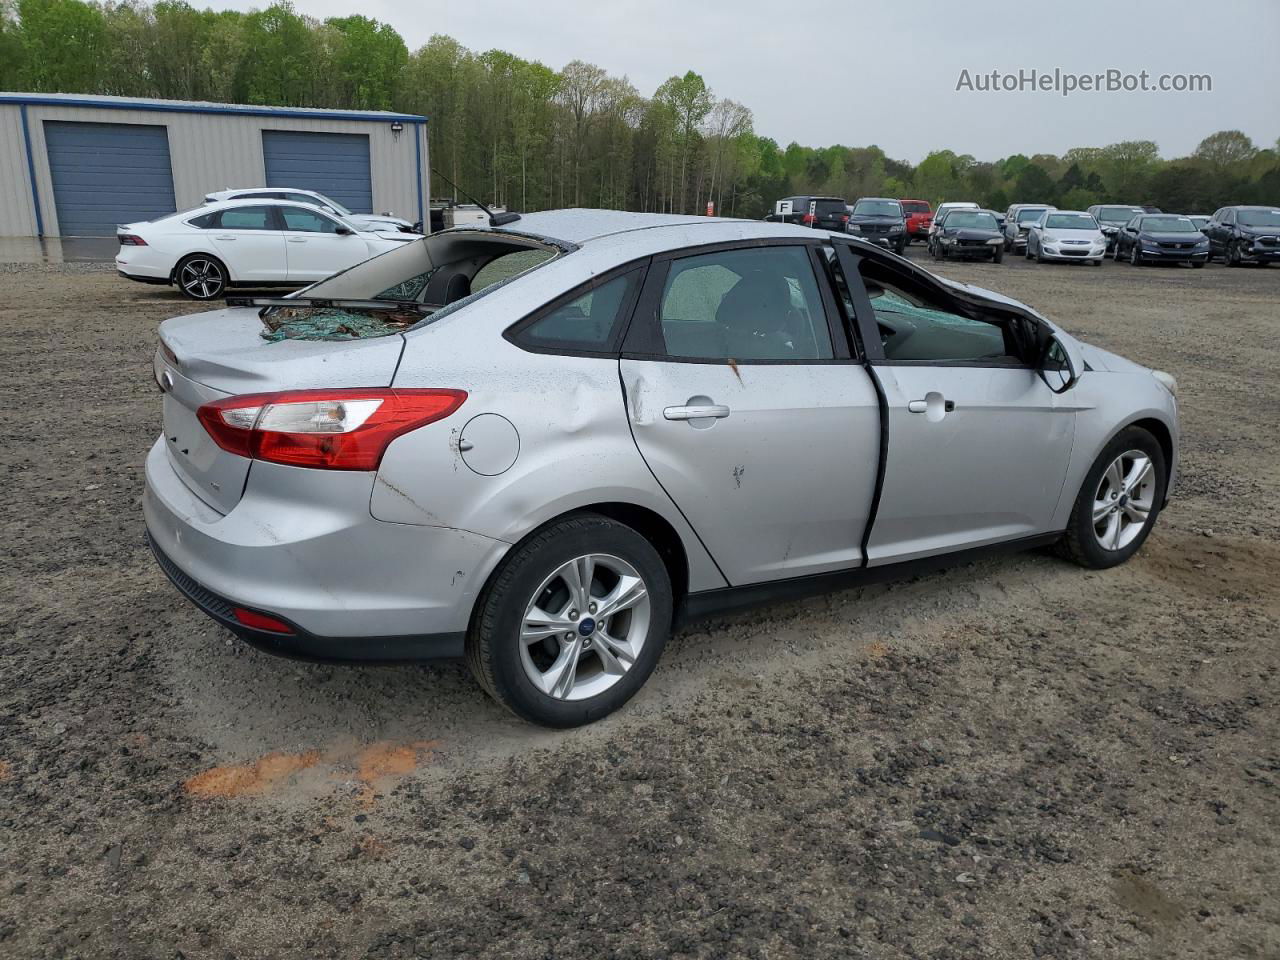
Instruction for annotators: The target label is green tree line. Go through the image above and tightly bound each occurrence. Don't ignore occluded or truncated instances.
[3,0,1277,216]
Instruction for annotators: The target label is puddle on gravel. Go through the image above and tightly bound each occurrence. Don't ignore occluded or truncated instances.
[183,739,441,807]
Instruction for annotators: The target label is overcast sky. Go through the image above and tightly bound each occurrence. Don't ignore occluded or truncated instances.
[239,0,1279,163]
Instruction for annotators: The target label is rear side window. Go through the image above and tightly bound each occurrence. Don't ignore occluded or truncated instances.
[656,246,833,362]
[188,212,217,229]
[510,270,641,353]
[216,206,276,230]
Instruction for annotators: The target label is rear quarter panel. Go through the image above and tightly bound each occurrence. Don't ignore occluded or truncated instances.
[374,253,730,595]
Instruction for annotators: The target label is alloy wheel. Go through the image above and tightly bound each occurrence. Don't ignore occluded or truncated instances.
[1092,450,1156,551]
[180,259,224,299]
[519,553,651,701]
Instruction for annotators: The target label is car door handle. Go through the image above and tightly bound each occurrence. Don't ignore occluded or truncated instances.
[664,404,730,421]
[214,235,235,240]
[286,237,307,243]
[908,398,956,413]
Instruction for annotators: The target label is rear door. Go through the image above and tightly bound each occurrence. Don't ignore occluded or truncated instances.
[207,205,287,283]
[835,244,1075,564]
[278,204,367,281]
[620,241,881,585]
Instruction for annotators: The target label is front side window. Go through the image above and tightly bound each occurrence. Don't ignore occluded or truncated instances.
[280,206,342,233]
[656,246,833,362]
[216,206,276,230]
[511,270,640,353]
[857,261,1017,364]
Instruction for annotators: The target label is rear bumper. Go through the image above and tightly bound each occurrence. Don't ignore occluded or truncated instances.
[142,437,509,659]
[118,269,170,285]
[147,533,465,661]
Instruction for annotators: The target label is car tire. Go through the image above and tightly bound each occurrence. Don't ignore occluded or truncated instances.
[1129,245,1142,266]
[1113,243,1123,262]
[1035,241,1046,264]
[175,254,228,300]
[465,514,673,728]
[1227,241,1241,266]
[1056,426,1166,570]
[895,238,906,255]
[992,247,1003,264]
[1091,259,1102,266]
[1192,261,1205,269]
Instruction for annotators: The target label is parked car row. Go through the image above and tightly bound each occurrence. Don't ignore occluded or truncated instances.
[769,195,1279,271]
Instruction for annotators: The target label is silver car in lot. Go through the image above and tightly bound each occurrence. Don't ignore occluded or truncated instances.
[145,210,1180,726]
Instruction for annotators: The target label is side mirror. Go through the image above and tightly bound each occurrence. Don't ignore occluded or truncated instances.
[335,225,354,235]
[1039,332,1081,393]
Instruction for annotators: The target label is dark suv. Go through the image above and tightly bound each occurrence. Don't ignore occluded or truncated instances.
[847,198,907,254]
[1203,206,1280,266]
[765,196,850,231]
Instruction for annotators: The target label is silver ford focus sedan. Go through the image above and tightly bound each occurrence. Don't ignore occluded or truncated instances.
[145,210,1179,726]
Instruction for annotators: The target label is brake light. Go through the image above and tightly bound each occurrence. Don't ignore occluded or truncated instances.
[197,388,466,470]
[118,234,148,245]
[839,214,849,223]
[802,214,816,225]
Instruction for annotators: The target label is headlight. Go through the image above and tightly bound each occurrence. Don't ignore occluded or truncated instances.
[846,224,861,233]
[986,237,1003,245]
[1041,233,1057,244]
[1195,238,1209,247]
[889,224,902,233]
[1152,370,1177,397]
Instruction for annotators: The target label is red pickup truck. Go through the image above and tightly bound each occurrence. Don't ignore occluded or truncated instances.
[900,200,933,243]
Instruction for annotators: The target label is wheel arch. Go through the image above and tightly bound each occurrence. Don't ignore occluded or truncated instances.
[170,250,231,285]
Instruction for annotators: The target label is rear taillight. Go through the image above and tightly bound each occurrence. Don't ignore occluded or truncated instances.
[802,214,816,225]
[118,234,147,245]
[839,214,849,223]
[197,388,466,471]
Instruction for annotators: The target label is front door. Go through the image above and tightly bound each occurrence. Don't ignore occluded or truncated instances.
[207,205,286,283]
[620,243,881,585]
[278,204,366,281]
[837,246,1075,564]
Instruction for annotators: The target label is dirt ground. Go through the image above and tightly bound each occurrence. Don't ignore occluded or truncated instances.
[1,247,1277,960]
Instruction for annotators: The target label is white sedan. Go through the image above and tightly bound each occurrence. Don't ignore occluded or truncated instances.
[203,187,418,234]
[115,199,416,300]
[1025,210,1106,266]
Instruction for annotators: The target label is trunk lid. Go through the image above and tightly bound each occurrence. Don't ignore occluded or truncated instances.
[155,306,405,513]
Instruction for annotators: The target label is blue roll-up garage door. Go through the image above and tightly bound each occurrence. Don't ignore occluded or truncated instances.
[44,120,177,236]
[262,131,373,214]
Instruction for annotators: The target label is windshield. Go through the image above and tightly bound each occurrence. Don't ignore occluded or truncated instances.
[1045,213,1097,230]
[946,212,998,229]
[1098,206,1142,223]
[1239,209,1280,228]
[853,200,902,217]
[1141,216,1197,233]
[1016,208,1047,223]
[311,192,354,217]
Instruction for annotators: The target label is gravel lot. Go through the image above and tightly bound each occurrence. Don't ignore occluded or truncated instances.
[1,249,1277,959]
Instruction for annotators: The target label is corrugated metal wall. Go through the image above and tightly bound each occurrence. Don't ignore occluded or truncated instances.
[0,102,429,237]
[0,107,38,236]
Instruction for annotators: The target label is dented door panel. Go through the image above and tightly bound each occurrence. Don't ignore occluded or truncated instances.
[621,359,880,585]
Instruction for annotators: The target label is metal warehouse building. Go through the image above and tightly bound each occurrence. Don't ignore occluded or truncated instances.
[0,93,429,238]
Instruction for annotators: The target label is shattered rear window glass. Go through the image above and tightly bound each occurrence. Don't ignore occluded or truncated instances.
[260,305,420,342]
